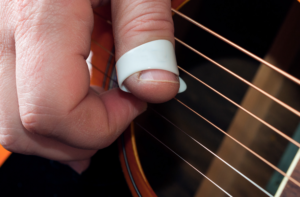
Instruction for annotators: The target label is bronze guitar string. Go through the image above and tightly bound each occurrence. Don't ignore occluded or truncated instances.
[90,9,300,194]
[90,60,300,195]
[90,44,300,193]
[171,8,300,86]
[89,38,300,189]
[93,11,300,120]
[91,39,115,57]
[88,49,282,195]
[175,37,300,118]
[88,62,234,195]
[90,57,300,192]
[177,65,300,148]
[94,9,300,117]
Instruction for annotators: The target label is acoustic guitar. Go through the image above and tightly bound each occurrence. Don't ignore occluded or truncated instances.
[1,0,300,196]
[89,0,300,196]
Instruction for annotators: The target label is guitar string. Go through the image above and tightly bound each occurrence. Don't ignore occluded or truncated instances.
[91,11,300,187]
[174,98,300,188]
[91,39,115,57]
[88,63,232,196]
[175,37,300,118]
[93,12,112,25]
[177,65,300,148]
[135,123,233,197]
[171,8,300,86]
[89,60,300,189]
[93,11,300,119]
[89,39,300,188]
[149,108,273,197]
[90,34,298,154]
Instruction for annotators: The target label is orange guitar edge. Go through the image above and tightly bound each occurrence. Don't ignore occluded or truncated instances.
[0,2,189,197]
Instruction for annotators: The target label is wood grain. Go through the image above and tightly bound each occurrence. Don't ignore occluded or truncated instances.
[281,160,300,197]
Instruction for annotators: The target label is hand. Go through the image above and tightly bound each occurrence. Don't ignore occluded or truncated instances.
[0,0,178,173]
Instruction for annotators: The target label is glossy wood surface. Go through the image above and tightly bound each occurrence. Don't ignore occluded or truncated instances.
[281,160,300,197]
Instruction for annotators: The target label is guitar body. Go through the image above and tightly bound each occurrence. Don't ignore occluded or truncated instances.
[90,2,189,196]
[90,0,300,196]
[0,1,299,196]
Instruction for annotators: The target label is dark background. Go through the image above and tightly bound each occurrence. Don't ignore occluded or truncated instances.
[136,0,295,196]
[0,0,296,196]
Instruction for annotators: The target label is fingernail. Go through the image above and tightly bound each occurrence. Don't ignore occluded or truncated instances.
[139,70,179,83]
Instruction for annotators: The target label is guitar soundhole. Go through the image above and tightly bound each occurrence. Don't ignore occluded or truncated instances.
[135,0,300,196]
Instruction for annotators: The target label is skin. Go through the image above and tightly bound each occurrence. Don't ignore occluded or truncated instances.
[0,0,179,174]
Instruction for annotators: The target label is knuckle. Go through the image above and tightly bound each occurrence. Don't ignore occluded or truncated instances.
[0,127,18,152]
[19,104,57,137]
[0,127,32,155]
[20,112,40,134]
